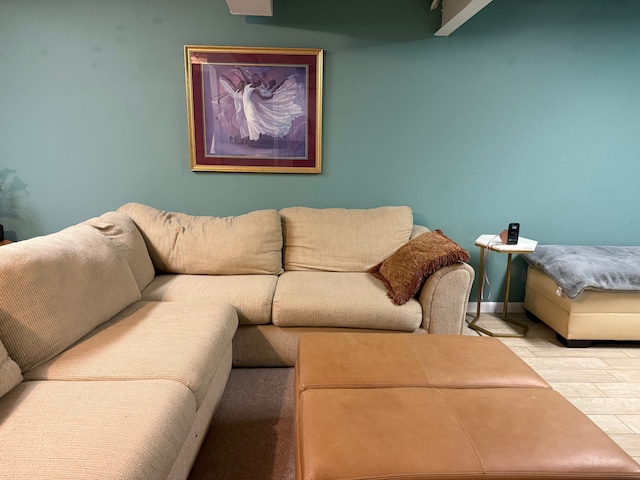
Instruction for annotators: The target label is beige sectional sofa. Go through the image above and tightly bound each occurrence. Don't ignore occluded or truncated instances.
[0,203,474,479]
[118,203,475,366]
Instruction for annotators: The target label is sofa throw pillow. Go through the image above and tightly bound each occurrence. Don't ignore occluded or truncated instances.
[117,203,283,275]
[85,211,156,291]
[370,230,470,305]
[0,340,22,398]
[280,206,414,272]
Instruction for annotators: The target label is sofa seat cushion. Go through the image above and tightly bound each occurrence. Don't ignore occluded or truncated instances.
[280,206,413,272]
[24,301,238,409]
[0,224,141,373]
[272,272,422,331]
[141,274,277,325]
[118,203,284,275]
[85,210,156,291]
[0,379,195,480]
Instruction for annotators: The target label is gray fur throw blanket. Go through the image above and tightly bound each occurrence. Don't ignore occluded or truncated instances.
[523,245,640,300]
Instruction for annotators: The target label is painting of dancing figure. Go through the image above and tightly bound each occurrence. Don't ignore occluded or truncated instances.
[185,46,323,173]
[211,65,306,153]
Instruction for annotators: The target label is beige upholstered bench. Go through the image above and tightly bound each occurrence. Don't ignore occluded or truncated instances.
[294,333,640,480]
[523,245,640,347]
[525,267,640,347]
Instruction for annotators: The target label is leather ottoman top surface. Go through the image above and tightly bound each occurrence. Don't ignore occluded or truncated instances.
[295,332,640,480]
[296,333,549,391]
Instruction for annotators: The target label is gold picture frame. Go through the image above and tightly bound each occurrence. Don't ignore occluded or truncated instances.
[184,45,323,173]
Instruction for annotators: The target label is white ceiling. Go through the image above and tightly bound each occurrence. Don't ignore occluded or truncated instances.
[224,0,493,36]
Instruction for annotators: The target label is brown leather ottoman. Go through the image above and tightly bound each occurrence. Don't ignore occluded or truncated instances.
[294,333,640,480]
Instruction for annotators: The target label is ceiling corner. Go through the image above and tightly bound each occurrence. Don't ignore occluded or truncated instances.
[434,0,493,37]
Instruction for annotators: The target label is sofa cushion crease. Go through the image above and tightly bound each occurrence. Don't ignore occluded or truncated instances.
[23,301,238,409]
[0,340,22,398]
[84,210,156,291]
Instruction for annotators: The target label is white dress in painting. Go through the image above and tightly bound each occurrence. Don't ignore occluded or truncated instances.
[242,76,304,141]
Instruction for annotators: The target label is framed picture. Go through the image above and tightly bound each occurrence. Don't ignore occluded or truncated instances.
[184,45,323,173]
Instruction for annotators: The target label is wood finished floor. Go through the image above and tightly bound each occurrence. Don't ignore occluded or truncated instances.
[467,313,640,464]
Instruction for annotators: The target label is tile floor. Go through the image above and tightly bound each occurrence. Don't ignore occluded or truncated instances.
[467,313,640,463]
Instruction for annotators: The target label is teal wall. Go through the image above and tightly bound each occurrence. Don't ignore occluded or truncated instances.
[1,0,639,302]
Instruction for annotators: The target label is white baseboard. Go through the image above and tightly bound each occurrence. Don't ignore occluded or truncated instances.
[467,302,525,314]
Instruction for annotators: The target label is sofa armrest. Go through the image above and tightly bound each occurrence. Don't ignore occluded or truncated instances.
[411,224,430,238]
[417,262,474,334]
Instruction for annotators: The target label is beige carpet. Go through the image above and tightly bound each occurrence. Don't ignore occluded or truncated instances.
[188,367,296,480]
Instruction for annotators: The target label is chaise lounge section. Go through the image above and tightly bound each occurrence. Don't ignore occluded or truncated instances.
[0,219,238,479]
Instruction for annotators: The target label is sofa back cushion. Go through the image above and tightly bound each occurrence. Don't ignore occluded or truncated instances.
[0,340,22,398]
[0,224,141,372]
[280,206,414,272]
[85,211,156,291]
[117,203,284,275]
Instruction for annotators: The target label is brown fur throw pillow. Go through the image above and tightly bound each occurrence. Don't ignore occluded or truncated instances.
[370,230,470,305]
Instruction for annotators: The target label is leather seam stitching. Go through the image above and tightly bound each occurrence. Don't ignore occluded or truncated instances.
[436,388,487,474]
[404,336,432,386]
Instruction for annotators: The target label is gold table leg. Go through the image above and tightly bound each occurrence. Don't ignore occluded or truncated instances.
[468,249,529,338]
